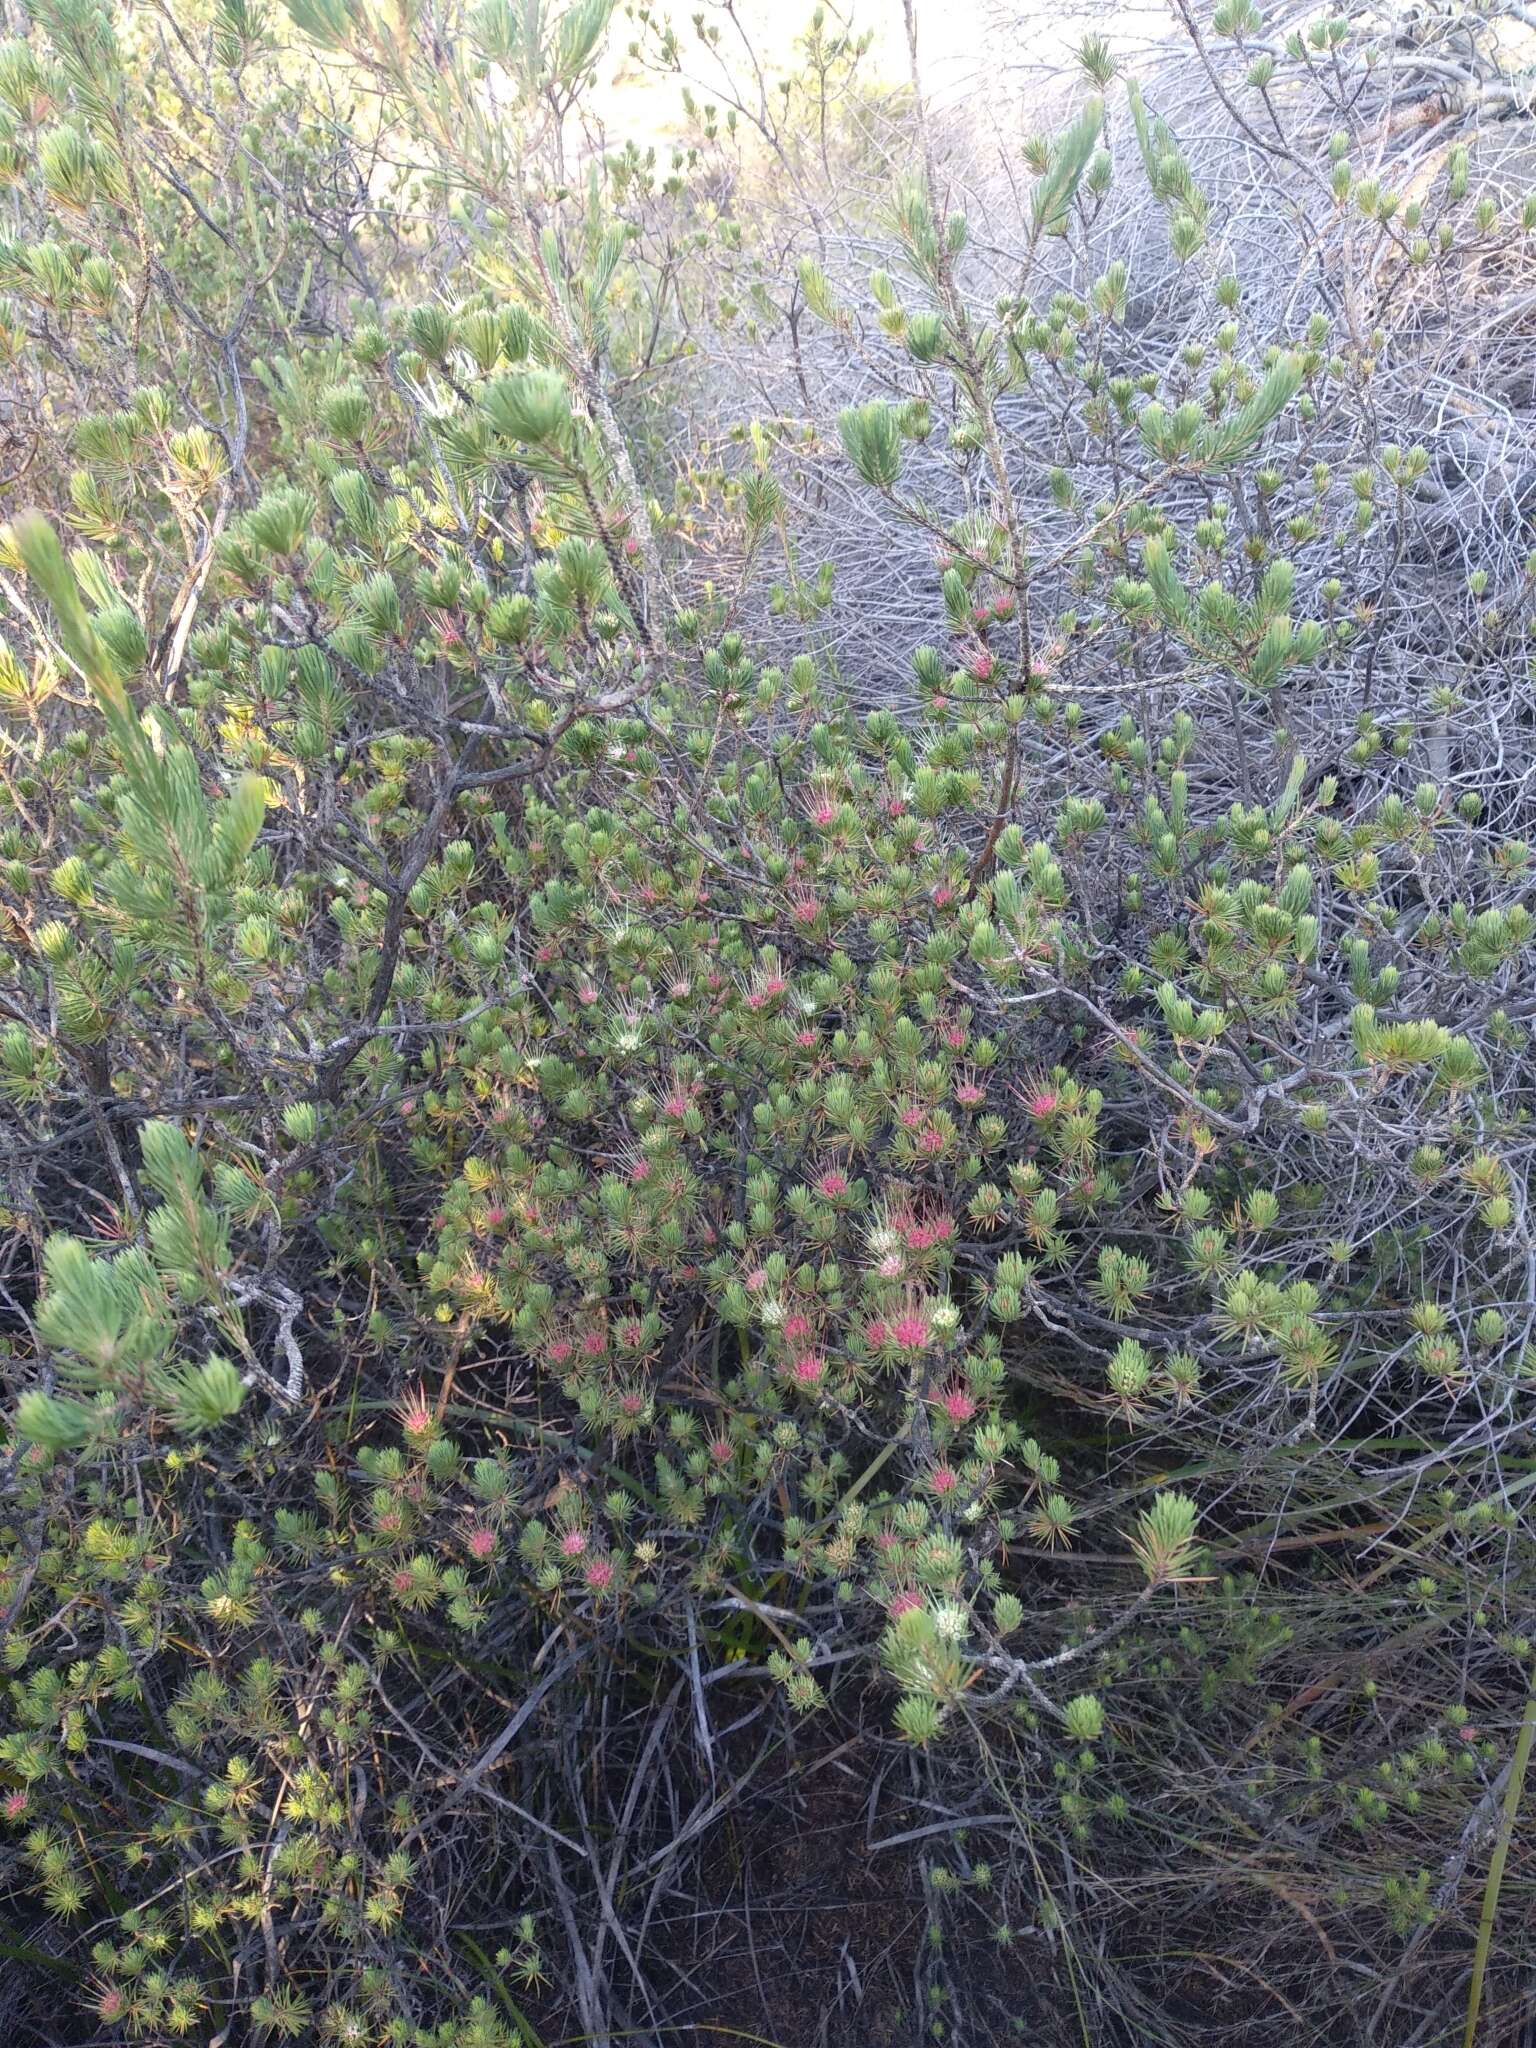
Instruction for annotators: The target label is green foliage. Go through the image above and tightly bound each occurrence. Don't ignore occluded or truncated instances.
[1030,95,1103,237]
[838,399,905,488]
[2,1,1536,2042]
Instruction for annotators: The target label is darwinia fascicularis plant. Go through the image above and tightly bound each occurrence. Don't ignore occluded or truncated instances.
[4,1,1536,2042]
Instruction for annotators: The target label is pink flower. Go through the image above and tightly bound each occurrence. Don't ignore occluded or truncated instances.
[810,800,837,826]
[390,1567,415,1598]
[618,1391,646,1417]
[466,1527,497,1561]
[878,1253,904,1279]
[396,1386,433,1438]
[790,895,820,926]
[629,1157,652,1183]
[617,1318,644,1347]
[663,1093,690,1117]
[796,1029,817,1047]
[932,884,954,907]
[484,1203,506,1227]
[581,1329,607,1358]
[918,1125,945,1154]
[888,1589,923,1619]
[790,1353,825,1386]
[956,1083,985,1107]
[1027,1090,1059,1118]
[893,1313,929,1351]
[2,1789,28,1822]
[970,649,994,681]
[559,1529,587,1559]
[585,1557,615,1590]
[548,1339,574,1366]
[783,1312,813,1344]
[900,1106,926,1130]
[745,1267,770,1294]
[929,1465,959,1496]
[708,1436,733,1464]
[817,1170,849,1198]
[938,1386,976,1426]
[578,983,599,1005]
[864,1318,890,1348]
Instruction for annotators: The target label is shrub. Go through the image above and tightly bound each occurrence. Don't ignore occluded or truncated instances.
[3,1,1536,2042]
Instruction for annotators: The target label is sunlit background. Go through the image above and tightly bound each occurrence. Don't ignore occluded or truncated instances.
[593,0,1176,144]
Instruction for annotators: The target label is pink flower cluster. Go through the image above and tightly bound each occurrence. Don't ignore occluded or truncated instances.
[864,1310,930,1353]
